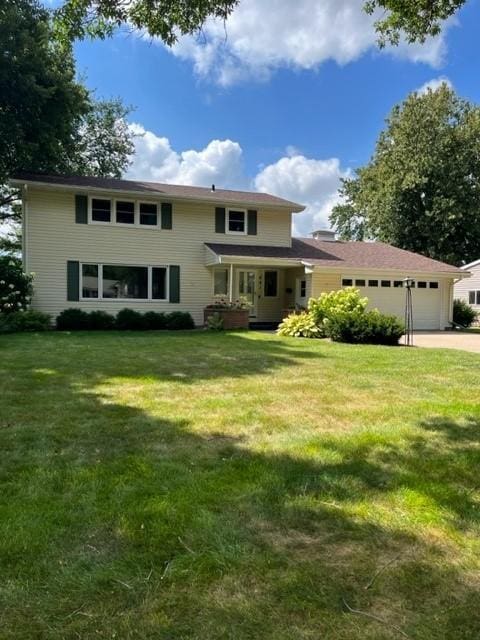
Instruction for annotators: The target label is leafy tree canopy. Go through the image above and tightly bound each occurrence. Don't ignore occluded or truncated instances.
[0,0,135,252]
[330,85,480,266]
[52,0,467,46]
[365,0,466,46]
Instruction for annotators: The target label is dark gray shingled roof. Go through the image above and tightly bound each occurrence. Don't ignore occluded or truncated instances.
[11,173,305,211]
[206,238,463,274]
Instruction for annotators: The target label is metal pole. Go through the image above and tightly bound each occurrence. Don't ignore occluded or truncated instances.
[229,263,234,302]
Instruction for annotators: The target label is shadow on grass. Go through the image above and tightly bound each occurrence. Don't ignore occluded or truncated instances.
[0,334,479,639]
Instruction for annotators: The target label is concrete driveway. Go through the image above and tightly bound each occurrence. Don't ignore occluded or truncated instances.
[401,331,480,353]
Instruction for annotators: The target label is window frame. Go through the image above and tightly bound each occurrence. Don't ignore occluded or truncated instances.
[225,208,247,235]
[89,196,112,225]
[138,201,159,227]
[263,270,279,298]
[469,290,480,305]
[114,198,136,226]
[79,262,169,302]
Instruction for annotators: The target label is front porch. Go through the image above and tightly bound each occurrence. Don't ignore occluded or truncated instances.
[207,262,312,325]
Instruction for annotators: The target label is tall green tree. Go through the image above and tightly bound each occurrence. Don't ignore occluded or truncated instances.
[0,0,135,253]
[330,85,480,266]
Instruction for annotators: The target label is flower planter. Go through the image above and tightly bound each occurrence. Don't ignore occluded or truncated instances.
[204,307,250,330]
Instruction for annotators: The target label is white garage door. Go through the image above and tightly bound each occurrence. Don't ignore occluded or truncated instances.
[344,278,442,330]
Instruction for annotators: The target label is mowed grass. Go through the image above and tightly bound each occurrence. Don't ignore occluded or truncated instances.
[1,331,480,639]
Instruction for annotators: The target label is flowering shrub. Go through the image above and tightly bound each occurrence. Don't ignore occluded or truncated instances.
[0,256,33,314]
[205,295,251,310]
[308,287,368,337]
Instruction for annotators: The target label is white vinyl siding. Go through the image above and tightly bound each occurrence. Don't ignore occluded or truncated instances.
[24,188,292,325]
[455,263,480,310]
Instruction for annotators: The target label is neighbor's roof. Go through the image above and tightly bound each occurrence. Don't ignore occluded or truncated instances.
[10,172,305,212]
[206,238,464,274]
[461,258,480,270]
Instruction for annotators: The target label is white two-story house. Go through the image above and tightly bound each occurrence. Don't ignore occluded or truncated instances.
[11,173,467,329]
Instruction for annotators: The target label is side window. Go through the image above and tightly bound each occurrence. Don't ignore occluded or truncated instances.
[214,269,229,296]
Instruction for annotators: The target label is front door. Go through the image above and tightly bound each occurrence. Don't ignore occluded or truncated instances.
[237,270,258,317]
[296,277,307,308]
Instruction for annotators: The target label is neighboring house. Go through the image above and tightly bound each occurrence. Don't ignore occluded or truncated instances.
[11,173,467,330]
[455,259,480,312]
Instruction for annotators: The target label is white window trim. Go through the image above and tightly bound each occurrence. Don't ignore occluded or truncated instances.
[79,262,169,302]
[263,269,279,298]
[88,196,166,230]
[469,290,480,306]
[226,208,247,235]
[89,196,113,225]
[138,201,159,228]
[114,198,137,227]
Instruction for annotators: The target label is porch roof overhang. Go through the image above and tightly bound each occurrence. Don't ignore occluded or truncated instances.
[205,243,303,268]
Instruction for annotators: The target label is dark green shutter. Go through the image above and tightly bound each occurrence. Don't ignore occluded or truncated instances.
[169,265,180,303]
[247,210,257,235]
[161,203,172,229]
[75,195,88,224]
[67,261,79,301]
[215,207,225,233]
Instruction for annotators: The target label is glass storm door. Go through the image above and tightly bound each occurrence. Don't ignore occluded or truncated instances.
[237,270,257,317]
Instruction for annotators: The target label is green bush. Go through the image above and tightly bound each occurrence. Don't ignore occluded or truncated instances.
[0,256,33,314]
[206,312,224,331]
[88,310,115,330]
[0,310,51,333]
[115,308,146,330]
[277,312,322,338]
[326,310,404,345]
[308,287,368,336]
[143,311,167,330]
[56,308,90,330]
[453,299,477,327]
[165,311,195,330]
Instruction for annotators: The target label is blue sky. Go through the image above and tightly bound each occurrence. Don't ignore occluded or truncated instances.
[73,0,479,235]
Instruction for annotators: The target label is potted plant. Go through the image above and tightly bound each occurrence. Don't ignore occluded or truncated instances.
[204,295,251,329]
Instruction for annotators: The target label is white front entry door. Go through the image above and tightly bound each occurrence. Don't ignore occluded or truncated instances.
[237,270,258,317]
[295,277,307,308]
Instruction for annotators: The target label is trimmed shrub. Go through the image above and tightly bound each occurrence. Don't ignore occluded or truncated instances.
[56,308,90,330]
[165,311,195,330]
[326,310,404,345]
[143,311,167,330]
[308,287,368,336]
[0,310,51,333]
[0,256,33,314]
[88,310,115,330]
[277,312,322,338]
[115,308,146,330]
[453,299,477,327]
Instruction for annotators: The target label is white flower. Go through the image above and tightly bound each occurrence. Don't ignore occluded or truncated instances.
[8,284,14,289]
[0,280,4,285]
[14,291,20,295]
[8,261,15,266]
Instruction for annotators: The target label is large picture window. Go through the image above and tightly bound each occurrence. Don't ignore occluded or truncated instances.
[80,264,168,301]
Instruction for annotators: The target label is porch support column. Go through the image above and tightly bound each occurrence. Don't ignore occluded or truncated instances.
[229,263,234,302]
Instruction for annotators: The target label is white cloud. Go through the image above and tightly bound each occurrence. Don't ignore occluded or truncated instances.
[168,0,450,86]
[127,124,349,237]
[127,123,245,188]
[416,76,453,95]
[255,155,350,236]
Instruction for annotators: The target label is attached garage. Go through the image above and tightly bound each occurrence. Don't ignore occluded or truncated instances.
[345,278,444,330]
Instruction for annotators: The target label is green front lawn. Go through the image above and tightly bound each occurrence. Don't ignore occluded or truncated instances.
[1,331,479,639]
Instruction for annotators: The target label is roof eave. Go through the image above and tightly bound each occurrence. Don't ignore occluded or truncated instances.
[9,178,305,213]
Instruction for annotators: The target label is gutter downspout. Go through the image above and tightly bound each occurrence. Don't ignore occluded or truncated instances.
[229,263,234,303]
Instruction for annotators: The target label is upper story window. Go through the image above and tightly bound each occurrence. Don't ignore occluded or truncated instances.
[226,209,246,234]
[116,200,135,225]
[91,198,111,223]
[139,202,158,226]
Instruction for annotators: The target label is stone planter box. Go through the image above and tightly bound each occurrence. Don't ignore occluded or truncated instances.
[204,308,250,330]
